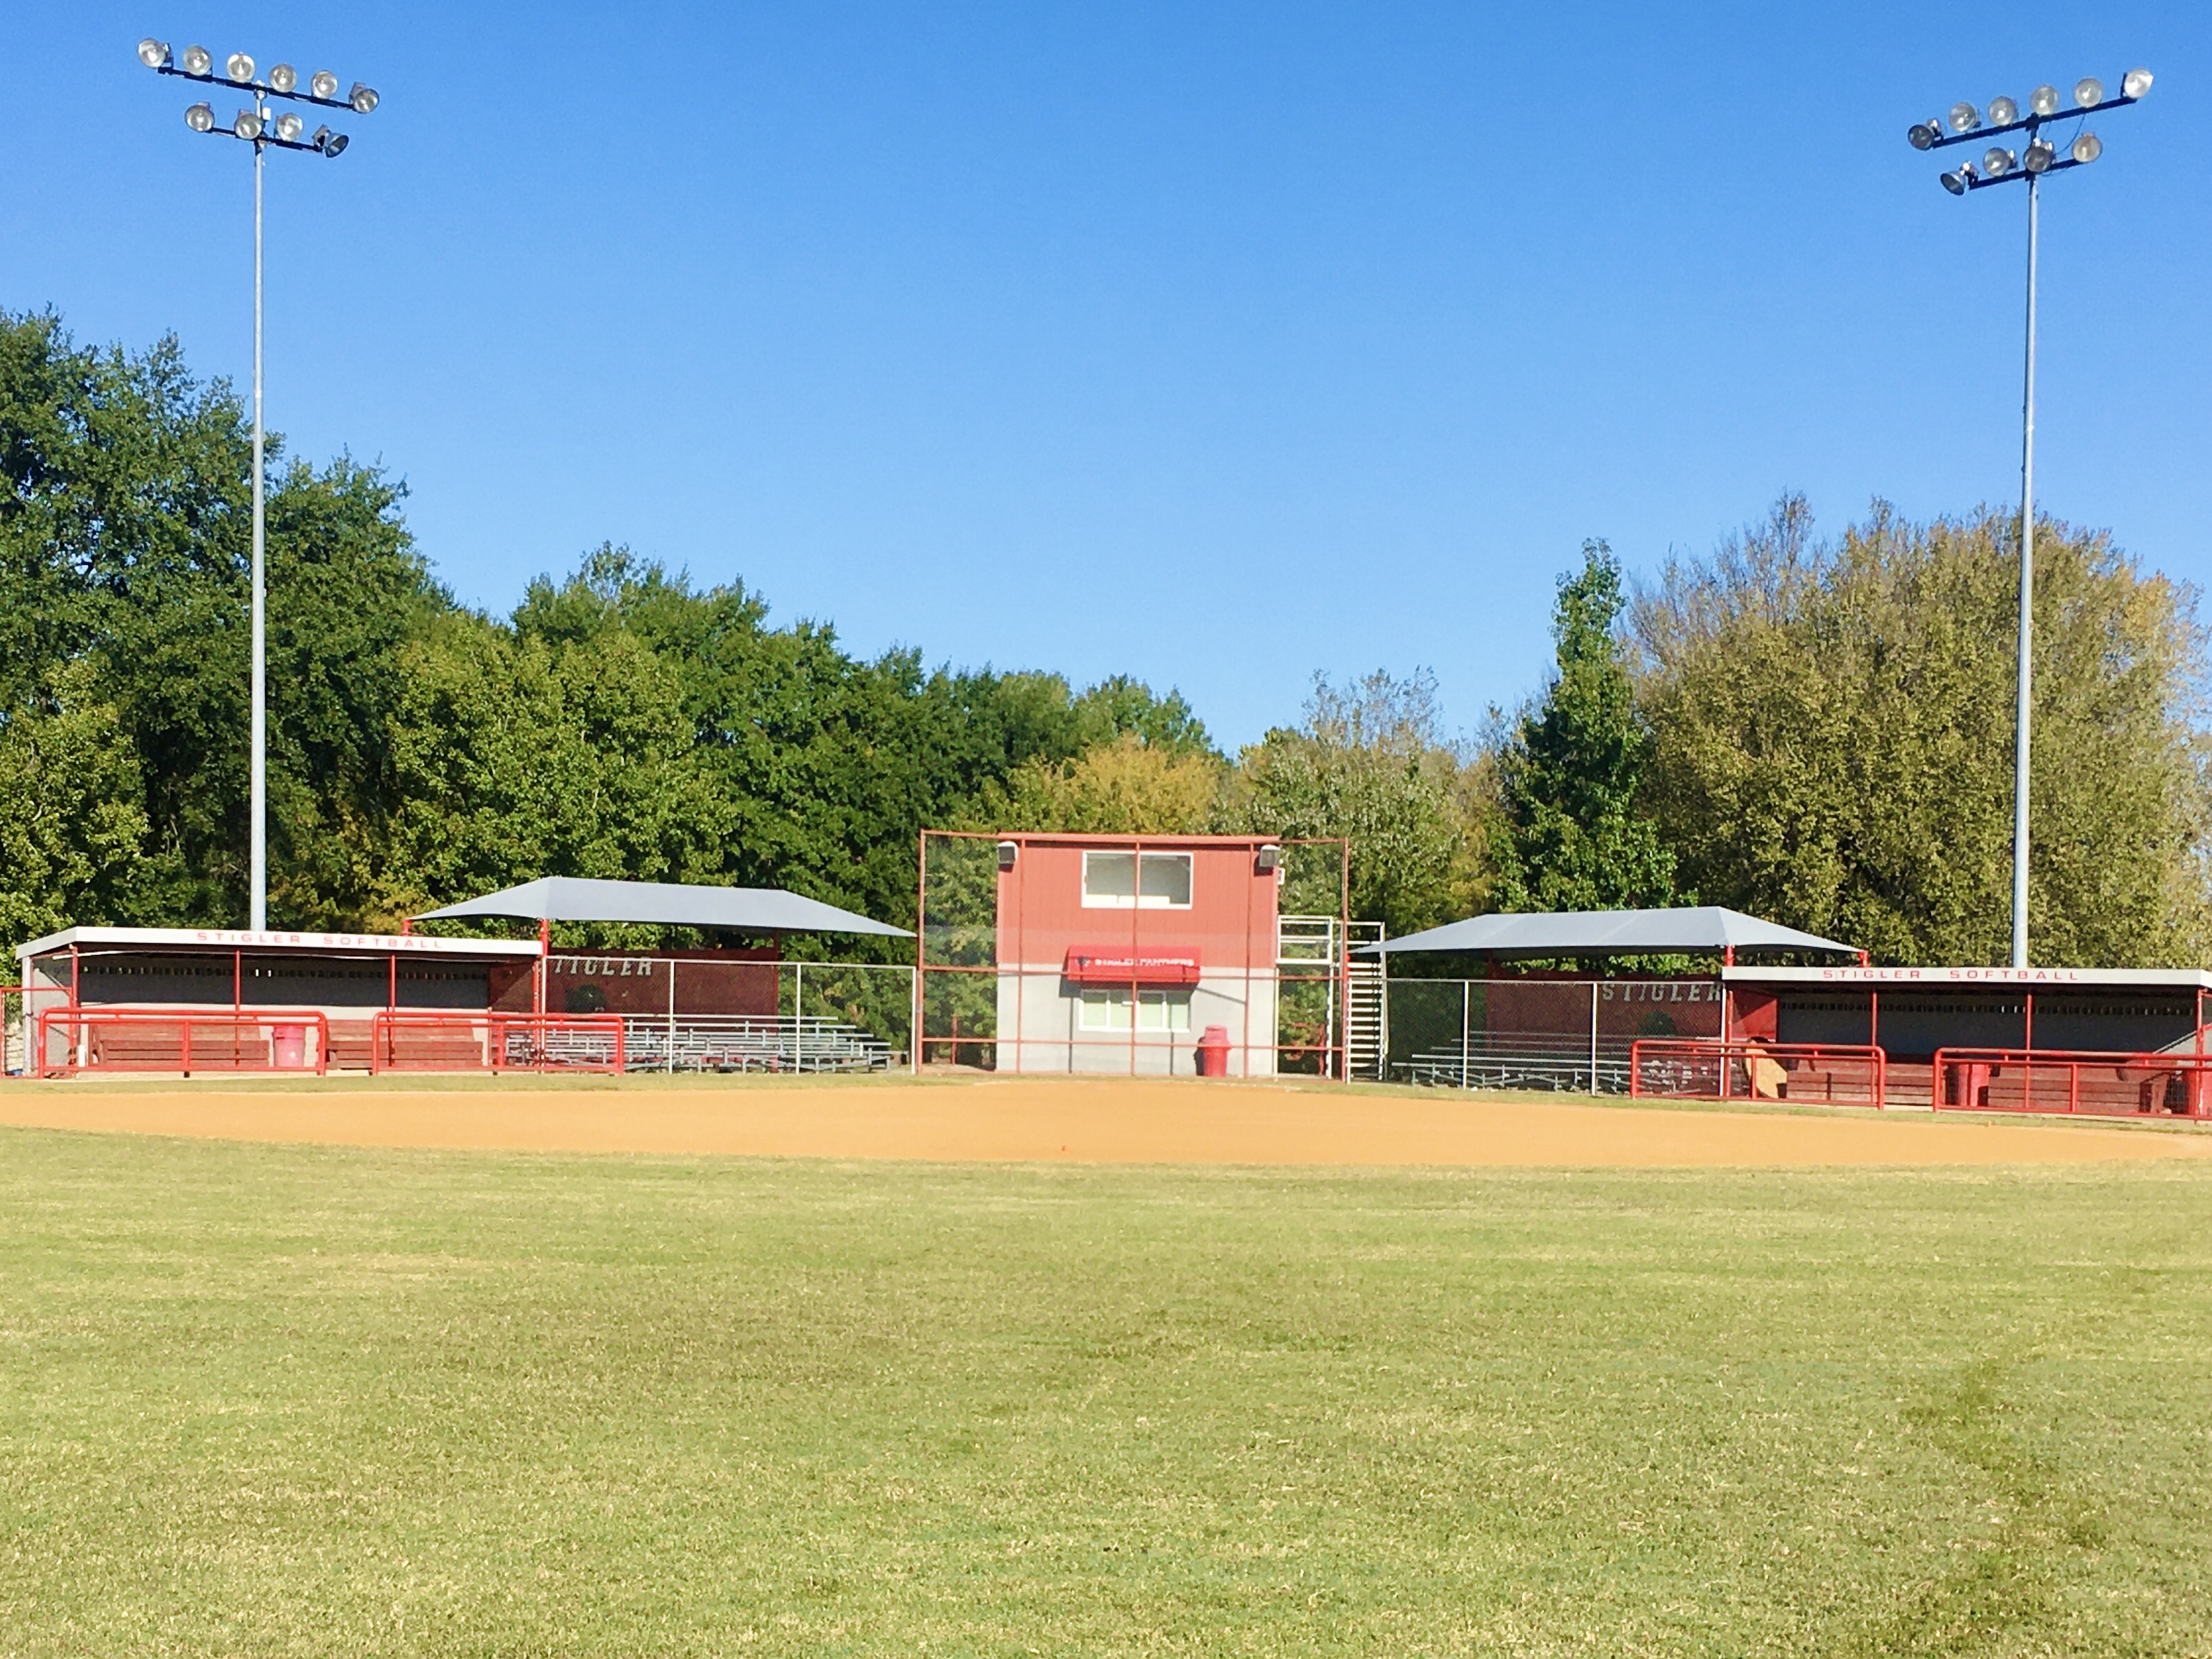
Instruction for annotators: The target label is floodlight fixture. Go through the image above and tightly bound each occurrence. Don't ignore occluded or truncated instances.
[1948,101,1980,132]
[2071,131,2102,164]
[1909,121,1940,150]
[996,840,1019,871]
[274,110,303,142]
[2123,67,2153,99]
[2030,84,2060,115]
[2074,76,2103,108]
[227,51,254,82]
[1988,94,2018,125]
[1940,166,1971,194]
[1983,146,2015,176]
[181,43,212,75]
[349,82,378,113]
[2023,137,2055,173]
[310,69,338,99]
[185,101,215,132]
[138,37,170,68]
[268,63,296,94]
[311,125,349,157]
[233,108,263,141]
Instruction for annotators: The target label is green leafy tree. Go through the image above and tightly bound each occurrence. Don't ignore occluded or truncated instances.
[1229,670,1492,934]
[1633,496,2212,965]
[1067,675,1214,756]
[377,608,731,926]
[0,663,154,945]
[0,309,254,928]
[0,311,450,940]
[984,734,1226,833]
[503,547,1130,940]
[1495,540,1681,914]
[266,458,452,928]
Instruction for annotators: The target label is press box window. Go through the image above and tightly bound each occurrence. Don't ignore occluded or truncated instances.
[1078,988,1193,1032]
[1082,850,1192,909]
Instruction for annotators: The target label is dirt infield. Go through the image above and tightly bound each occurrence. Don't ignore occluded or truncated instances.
[3,1073,2210,1166]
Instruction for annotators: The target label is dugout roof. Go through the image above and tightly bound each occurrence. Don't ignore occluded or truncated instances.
[1367,905,1860,960]
[1721,963,2212,991]
[15,925,541,961]
[415,877,911,938]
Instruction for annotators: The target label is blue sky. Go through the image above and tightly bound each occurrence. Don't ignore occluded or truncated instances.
[5,3,2206,749]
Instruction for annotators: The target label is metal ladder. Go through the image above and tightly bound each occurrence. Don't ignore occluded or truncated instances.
[1342,921,1387,1081]
[1278,916,1388,1080]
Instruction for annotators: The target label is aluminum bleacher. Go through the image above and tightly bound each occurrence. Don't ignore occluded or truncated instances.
[622,1014,897,1075]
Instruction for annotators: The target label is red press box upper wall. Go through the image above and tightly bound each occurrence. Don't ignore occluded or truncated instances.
[992,835,1281,977]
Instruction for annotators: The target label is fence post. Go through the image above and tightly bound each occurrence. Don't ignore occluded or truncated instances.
[910,965,920,1075]
[1460,979,1470,1091]
[1588,980,1600,1095]
[666,957,677,1075]
[795,960,805,1072]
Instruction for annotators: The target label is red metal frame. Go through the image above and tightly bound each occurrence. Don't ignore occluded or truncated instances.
[1630,1038,1888,1109]
[36,1007,332,1079]
[1931,1047,2212,1119]
[367,1010,626,1075]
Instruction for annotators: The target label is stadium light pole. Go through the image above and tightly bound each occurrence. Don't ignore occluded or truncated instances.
[1906,69,2150,969]
[136,38,378,931]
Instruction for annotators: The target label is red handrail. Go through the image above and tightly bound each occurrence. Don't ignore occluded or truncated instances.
[1932,1047,2212,1119]
[35,1007,331,1079]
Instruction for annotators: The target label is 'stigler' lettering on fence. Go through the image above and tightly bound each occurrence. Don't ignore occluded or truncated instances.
[550,957,655,977]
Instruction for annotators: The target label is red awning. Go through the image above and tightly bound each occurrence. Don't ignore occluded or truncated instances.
[1063,947,1202,986]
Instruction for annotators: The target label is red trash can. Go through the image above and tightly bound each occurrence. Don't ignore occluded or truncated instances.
[271,1024,307,1070]
[1194,1025,1232,1077]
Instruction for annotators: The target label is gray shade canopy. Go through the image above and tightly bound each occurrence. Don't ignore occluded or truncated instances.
[415,877,911,938]
[1365,906,1858,959]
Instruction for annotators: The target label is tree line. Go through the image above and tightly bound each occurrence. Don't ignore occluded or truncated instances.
[5,308,2208,965]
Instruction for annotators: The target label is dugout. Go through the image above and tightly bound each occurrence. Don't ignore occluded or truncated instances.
[14,925,543,1073]
[1367,907,2212,1114]
[13,877,912,1078]
[1719,963,2212,1109]
[1365,905,1862,1091]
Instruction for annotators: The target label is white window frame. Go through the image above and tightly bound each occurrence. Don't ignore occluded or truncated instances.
[1077,987,1193,1033]
[1081,849,1193,910]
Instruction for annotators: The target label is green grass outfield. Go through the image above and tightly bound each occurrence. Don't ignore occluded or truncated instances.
[4,1128,2211,1656]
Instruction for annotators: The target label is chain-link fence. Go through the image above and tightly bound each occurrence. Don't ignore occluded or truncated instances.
[1385,975,1725,1094]
[487,950,915,1074]
[2,987,23,1077]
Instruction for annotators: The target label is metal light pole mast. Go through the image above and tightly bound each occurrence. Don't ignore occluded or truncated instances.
[138,38,377,931]
[250,95,268,930]
[1905,68,2151,968]
[2011,174,2037,969]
